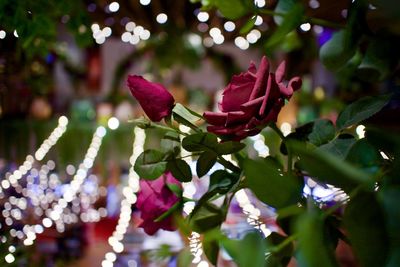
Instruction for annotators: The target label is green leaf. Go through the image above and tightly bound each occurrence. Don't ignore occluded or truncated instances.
[220,231,266,267]
[167,183,183,197]
[134,150,167,180]
[208,170,239,194]
[216,141,246,155]
[336,95,391,130]
[163,131,180,142]
[365,127,400,160]
[243,157,303,209]
[265,232,294,267]
[296,211,338,267]
[239,16,256,35]
[346,139,382,174]
[290,142,373,192]
[308,119,335,146]
[320,30,358,71]
[275,0,296,10]
[196,151,218,177]
[190,202,224,233]
[356,38,396,82]
[182,132,218,152]
[172,103,202,130]
[265,3,304,48]
[319,0,366,71]
[317,136,356,160]
[177,248,194,267]
[379,186,400,267]
[213,0,250,20]
[167,159,192,182]
[203,232,220,265]
[344,193,389,267]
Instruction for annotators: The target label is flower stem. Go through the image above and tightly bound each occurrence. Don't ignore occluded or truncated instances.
[269,124,293,174]
[217,156,241,173]
[270,234,298,253]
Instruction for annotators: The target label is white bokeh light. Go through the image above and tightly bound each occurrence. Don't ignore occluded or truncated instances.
[107,117,120,130]
[108,2,120,12]
[224,21,235,32]
[156,13,168,24]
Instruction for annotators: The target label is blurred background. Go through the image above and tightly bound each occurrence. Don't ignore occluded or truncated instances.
[0,0,399,266]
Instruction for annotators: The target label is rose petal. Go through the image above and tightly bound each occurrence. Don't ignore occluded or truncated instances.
[127,75,175,122]
[136,173,182,235]
[203,111,228,125]
[259,73,273,116]
[249,56,270,100]
[289,76,302,92]
[275,60,286,83]
[220,77,255,112]
[207,124,246,135]
[240,96,264,112]
[226,111,252,126]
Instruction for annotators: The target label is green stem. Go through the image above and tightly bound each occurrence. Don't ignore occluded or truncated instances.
[141,120,189,136]
[174,153,202,160]
[217,156,241,173]
[270,234,298,253]
[269,124,292,174]
[287,149,293,174]
[258,9,344,29]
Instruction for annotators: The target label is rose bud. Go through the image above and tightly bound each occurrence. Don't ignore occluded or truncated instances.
[127,75,175,122]
[136,172,182,235]
[204,56,302,140]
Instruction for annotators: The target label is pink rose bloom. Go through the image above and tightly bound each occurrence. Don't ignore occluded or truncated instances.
[136,172,181,235]
[127,75,175,122]
[204,56,302,140]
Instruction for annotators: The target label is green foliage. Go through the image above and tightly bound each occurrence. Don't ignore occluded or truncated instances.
[172,104,203,131]
[212,0,253,20]
[344,192,389,267]
[0,0,92,58]
[243,157,303,209]
[134,149,167,180]
[320,30,358,71]
[346,139,382,174]
[189,202,224,233]
[265,3,304,48]
[291,141,373,192]
[239,16,257,34]
[265,232,294,267]
[296,210,338,267]
[317,136,356,159]
[167,159,192,182]
[177,248,194,267]
[220,231,266,267]
[307,119,335,146]
[182,133,219,152]
[196,151,218,177]
[215,141,246,155]
[336,94,391,130]
[203,231,220,265]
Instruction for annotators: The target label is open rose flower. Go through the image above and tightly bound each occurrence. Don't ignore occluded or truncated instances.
[127,75,175,122]
[136,172,181,235]
[203,56,302,140]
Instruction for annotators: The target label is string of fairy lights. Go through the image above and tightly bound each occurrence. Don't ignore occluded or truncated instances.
[101,127,146,267]
[1,118,108,264]
[1,116,69,191]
